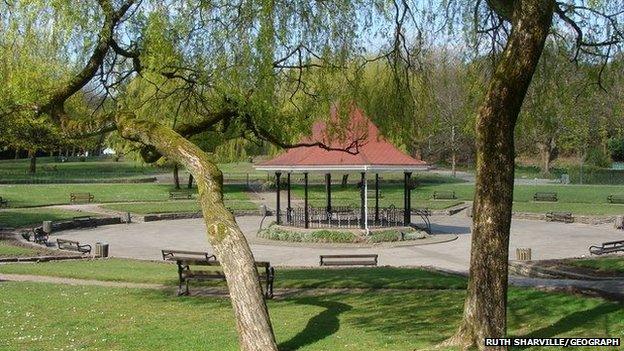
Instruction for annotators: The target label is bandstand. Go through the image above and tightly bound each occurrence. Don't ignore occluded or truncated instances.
[255,107,430,232]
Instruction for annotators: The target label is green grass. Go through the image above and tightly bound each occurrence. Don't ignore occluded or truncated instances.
[0,258,466,290]
[102,200,259,214]
[0,157,164,181]
[294,183,624,215]
[0,282,622,350]
[512,202,624,215]
[566,256,624,274]
[0,183,251,208]
[0,241,42,257]
[0,208,99,227]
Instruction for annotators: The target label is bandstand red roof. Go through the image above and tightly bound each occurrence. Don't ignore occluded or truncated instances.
[255,107,428,172]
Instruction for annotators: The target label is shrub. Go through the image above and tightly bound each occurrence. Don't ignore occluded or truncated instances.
[608,138,624,162]
[585,147,611,168]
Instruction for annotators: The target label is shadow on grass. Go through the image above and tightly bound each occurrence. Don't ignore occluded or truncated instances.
[278,297,352,351]
[522,302,622,340]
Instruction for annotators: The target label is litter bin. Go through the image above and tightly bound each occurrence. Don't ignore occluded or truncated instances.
[95,242,109,258]
[42,220,53,234]
[516,248,532,261]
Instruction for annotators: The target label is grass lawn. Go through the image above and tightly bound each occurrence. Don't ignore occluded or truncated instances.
[0,208,99,228]
[293,183,624,215]
[512,202,624,215]
[0,281,622,350]
[566,256,624,274]
[0,157,164,181]
[102,200,259,214]
[0,241,42,257]
[0,184,251,208]
[0,258,467,290]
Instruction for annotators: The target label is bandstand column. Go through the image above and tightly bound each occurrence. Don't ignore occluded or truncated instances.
[275,172,281,224]
[403,171,412,226]
[287,173,292,222]
[375,173,380,224]
[325,173,332,217]
[360,172,366,229]
[304,172,309,228]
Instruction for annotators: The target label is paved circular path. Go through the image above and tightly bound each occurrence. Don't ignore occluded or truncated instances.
[52,214,623,272]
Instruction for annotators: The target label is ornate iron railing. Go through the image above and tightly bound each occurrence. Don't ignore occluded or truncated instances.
[278,205,431,231]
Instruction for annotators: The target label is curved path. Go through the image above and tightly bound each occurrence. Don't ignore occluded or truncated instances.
[52,214,623,272]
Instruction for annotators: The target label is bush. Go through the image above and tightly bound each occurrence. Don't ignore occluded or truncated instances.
[608,138,624,162]
[258,225,427,243]
[585,147,611,168]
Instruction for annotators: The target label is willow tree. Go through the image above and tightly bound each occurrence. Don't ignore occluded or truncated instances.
[0,0,376,349]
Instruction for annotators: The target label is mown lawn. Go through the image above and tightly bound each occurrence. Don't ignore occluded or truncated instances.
[0,157,164,181]
[566,256,624,274]
[294,183,624,215]
[0,184,251,208]
[0,241,41,257]
[0,208,99,228]
[0,258,467,290]
[0,280,622,350]
[102,200,259,214]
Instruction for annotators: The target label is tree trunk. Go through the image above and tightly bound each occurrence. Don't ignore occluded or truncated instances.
[188,174,194,189]
[115,112,278,351]
[537,137,556,176]
[443,1,553,349]
[28,150,37,174]
[173,164,181,189]
[451,126,457,178]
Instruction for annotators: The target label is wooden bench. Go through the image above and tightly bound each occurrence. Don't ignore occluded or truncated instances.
[57,238,91,254]
[533,192,558,202]
[73,216,97,228]
[589,240,624,255]
[70,192,94,203]
[546,211,573,223]
[607,194,624,204]
[169,191,193,200]
[433,190,456,200]
[0,196,8,208]
[161,249,216,261]
[319,254,378,266]
[162,250,275,298]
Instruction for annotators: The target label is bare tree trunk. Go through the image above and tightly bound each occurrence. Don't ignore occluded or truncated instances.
[537,137,556,176]
[451,126,457,178]
[116,112,278,351]
[443,1,553,349]
[173,164,181,189]
[28,150,37,174]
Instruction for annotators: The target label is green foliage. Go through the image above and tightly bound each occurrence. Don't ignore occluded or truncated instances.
[258,226,427,244]
[258,226,357,243]
[585,147,611,168]
[607,138,624,162]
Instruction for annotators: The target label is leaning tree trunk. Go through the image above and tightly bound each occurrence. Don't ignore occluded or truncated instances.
[115,112,278,351]
[443,1,553,349]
